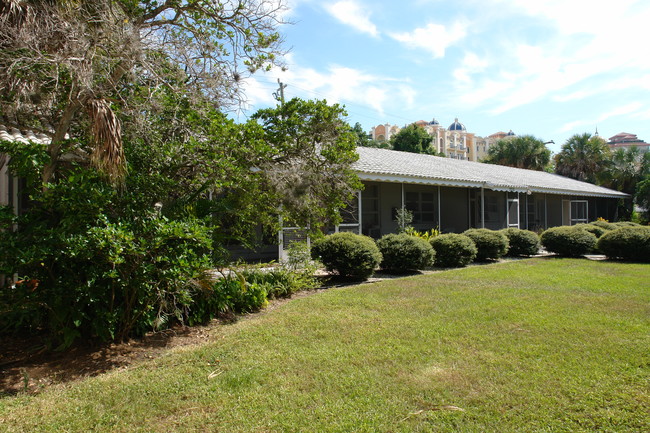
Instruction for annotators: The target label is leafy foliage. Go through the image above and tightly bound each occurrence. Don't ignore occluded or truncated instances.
[390,123,437,155]
[311,232,382,280]
[596,227,650,262]
[376,233,435,273]
[430,233,477,268]
[463,228,509,261]
[540,226,597,257]
[554,133,611,183]
[482,135,551,170]
[500,228,540,257]
[404,226,440,242]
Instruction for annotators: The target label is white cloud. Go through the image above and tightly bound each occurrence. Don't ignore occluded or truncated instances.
[560,102,644,132]
[324,1,379,37]
[389,21,468,58]
[241,55,414,119]
[453,52,489,84]
[448,0,650,115]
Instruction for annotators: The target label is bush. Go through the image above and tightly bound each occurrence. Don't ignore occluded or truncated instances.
[590,219,616,231]
[596,227,650,262]
[540,226,597,257]
[612,221,642,228]
[376,233,435,273]
[430,233,477,268]
[463,228,509,261]
[501,228,540,257]
[311,232,382,279]
[574,223,607,238]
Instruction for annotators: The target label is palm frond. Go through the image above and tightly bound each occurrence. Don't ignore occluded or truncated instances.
[87,98,126,184]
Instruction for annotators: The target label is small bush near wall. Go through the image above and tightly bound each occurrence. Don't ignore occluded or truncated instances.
[311,232,382,279]
[463,228,509,261]
[612,221,642,228]
[596,227,650,262]
[501,228,541,257]
[574,223,608,238]
[376,233,435,273]
[591,219,616,231]
[430,234,477,268]
[540,226,597,257]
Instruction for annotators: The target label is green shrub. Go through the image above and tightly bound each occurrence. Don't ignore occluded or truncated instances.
[574,223,607,238]
[376,233,435,273]
[612,221,642,228]
[591,220,616,231]
[430,233,477,268]
[540,226,597,257]
[463,228,509,261]
[242,266,318,299]
[596,227,650,262]
[311,232,382,279]
[501,228,541,257]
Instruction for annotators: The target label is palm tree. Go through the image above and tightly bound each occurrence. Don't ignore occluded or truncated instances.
[482,135,551,170]
[554,133,611,183]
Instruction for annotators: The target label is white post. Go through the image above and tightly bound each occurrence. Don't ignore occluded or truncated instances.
[357,190,362,235]
[437,185,441,232]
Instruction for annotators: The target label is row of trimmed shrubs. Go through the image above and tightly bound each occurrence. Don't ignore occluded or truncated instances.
[540,222,650,261]
[310,227,541,279]
[311,223,650,279]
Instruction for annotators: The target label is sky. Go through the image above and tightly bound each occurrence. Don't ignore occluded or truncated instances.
[238,0,650,154]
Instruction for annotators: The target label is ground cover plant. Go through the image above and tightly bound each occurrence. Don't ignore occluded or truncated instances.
[4,259,647,432]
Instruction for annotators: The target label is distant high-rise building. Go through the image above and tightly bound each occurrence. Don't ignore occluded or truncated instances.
[608,132,649,154]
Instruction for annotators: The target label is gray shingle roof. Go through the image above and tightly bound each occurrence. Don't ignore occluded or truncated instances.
[353,147,628,198]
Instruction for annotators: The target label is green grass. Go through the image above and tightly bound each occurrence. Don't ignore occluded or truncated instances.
[1,258,649,432]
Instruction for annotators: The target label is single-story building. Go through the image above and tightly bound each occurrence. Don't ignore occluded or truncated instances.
[0,124,630,262]
[279,146,628,259]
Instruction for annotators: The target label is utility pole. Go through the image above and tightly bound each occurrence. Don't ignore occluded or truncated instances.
[273,78,287,106]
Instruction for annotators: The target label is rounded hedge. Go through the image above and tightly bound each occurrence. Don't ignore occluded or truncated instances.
[540,226,597,257]
[430,233,477,268]
[590,220,616,231]
[573,223,607,238]
[462,228,509,261]
[311,232,382,279]
[500,228,540,257]
[612,221,642,228]
[376,233,435,273]
[596,227,650,262]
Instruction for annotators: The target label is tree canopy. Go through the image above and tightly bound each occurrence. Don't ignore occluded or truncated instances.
[390,123,436,154]
[554,133,611,183]
[482,135,551,171]
[0,0,287,184]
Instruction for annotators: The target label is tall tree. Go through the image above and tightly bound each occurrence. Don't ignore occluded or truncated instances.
[482,135,551,170]
[0,0,286,184]
[555,133,611,183]
[390,123,436,154]
[597,147,646,219]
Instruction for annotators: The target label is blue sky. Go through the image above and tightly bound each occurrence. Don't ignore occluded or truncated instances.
[239,0,650,153]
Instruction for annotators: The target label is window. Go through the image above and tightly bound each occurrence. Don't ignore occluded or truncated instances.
[405,191,436,224]
[570,200,588,224]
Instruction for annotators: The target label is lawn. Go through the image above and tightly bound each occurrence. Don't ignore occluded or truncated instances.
[1,258,649,432]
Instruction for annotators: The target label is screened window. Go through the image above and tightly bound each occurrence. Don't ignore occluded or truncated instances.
[570,200,588,224]
[405,191,436,224]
